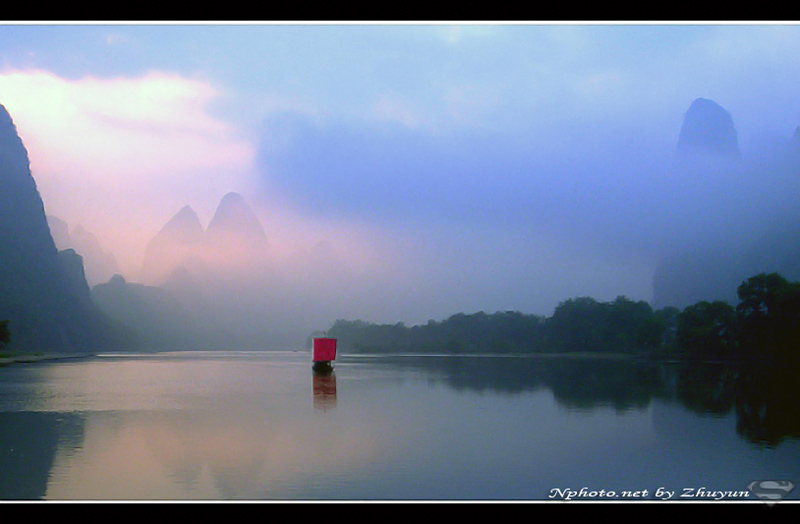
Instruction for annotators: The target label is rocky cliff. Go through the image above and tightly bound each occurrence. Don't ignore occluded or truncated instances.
[0,103,126,352]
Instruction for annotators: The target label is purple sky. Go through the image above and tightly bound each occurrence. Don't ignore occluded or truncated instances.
[1,22,799,323]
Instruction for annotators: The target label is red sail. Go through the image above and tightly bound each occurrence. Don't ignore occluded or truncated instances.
[312,337,337,362]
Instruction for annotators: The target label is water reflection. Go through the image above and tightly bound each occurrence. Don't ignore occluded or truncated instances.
[40,407,377,499]
[312,371,337,411]
[0,351,797,500]
[361,354,800,446]
[0,354,376,499]
[0,411,83,499]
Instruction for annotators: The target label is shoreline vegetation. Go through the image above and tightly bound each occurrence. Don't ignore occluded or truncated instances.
[0,351,95,366]
[326,272,800,365]
[1,272,798,367]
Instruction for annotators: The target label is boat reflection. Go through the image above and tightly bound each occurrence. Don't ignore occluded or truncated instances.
[312,371,337,411]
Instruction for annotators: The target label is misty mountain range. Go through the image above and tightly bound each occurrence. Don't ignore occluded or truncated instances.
[93,190,354,350]
[0,97,798,352]
[138,192,271,287]
[655,97,800,308]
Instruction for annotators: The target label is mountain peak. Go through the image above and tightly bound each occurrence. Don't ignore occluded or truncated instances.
[207,192,268,243]
[159,205,204,243]
[677,98,739,157]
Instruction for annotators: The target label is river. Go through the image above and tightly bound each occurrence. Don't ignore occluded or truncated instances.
[0,350,798,502]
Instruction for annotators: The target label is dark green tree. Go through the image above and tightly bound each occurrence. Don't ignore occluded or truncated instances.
[654,306,681,347]
[547,296,609,352]
[0,320,9,347]
[607,296,663,350]
[735,272,800,359]
[676,300,737,357]
[547,296,663,353]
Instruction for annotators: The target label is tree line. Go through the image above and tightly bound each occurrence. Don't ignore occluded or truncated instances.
[0,320,9,350]
[677,272,800,361]
[326,272,800,362]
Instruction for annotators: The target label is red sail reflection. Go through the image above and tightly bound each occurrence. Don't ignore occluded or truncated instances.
[313,372,337,410]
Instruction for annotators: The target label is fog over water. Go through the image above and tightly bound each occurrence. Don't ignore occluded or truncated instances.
[1,23,799,345]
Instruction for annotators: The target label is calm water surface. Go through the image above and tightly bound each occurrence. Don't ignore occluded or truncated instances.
[0,350,798,501]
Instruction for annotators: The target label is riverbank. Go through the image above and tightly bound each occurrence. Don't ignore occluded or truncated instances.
[0,352,95,366]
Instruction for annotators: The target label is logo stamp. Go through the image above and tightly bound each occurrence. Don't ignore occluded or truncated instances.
[747,480,795,503]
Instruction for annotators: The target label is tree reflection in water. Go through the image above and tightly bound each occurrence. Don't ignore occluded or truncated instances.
[379,354,800,447]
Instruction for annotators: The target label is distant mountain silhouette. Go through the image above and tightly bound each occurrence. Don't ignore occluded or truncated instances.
[676,97,739,157]
[160,205,206,244]
[47,216,121,286]
[206,192,269,244]
[653,98,800,309]
[91,274,217,350]
[139,192,271,286]
[139,205,206,285]
[118,190,360,348]
[204,191,270,272]
[0,104,127,352]
[93,194,283,350]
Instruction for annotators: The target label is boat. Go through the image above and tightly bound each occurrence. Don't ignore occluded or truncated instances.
[312,337,337,373]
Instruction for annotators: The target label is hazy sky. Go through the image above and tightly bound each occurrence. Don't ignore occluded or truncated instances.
[1,22,799,322]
